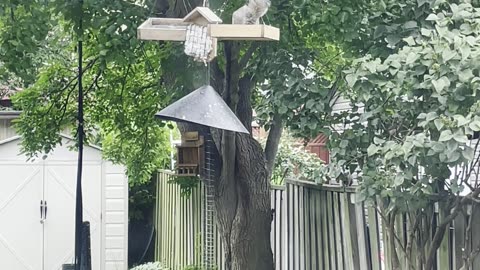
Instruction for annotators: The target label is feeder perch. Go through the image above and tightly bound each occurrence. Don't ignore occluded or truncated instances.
[175,131,204,176]
[137,6,280,61]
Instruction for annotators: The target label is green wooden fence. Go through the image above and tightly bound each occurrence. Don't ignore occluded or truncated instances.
[154,170,480,270]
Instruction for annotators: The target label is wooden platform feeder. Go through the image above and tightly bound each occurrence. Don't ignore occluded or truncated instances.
[175,131,204,176]
[137,7,280,61]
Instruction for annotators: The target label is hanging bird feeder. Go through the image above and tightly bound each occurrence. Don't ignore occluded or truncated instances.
[157,85,248,177]
[156,85,248,176]
[175,131,204,176]
[137,6,280,62]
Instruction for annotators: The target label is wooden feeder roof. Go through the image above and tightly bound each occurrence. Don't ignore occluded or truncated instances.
[155,85,249,134]
[183,7,222,24]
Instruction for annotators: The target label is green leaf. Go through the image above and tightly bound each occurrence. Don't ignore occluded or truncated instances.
[404,36,416,46]
[278,105,288,114]
[453,132,468,143]
[447,151,460,163]
[469,121,480,131]
[417,113,427,119]
[406,52,418,64]
[434,119,444,130]
[447,140,458,152]
[432,142,444,152]
[426,112,438,122]
[374,137,385,144]
[393,174,404,186]
[408,155,417,165]
[374,25,387,38]
[403,21,418,29]
[453,115,468,126]
[432,77,450,93]
[426,14,439,21]
[442,49,456,62]
[439,130,453,141]
[345,73,356,87]
[421,28,432,37]
[306,99,315,109]
[462,147,474,160]
[458,69,474,83]
[367,145,379,156]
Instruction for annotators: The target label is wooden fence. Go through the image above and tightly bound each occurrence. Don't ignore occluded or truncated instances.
[154,171,480,270]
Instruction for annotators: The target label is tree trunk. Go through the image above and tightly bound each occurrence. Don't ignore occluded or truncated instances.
[214,41,274,270]
[231,133,273,269]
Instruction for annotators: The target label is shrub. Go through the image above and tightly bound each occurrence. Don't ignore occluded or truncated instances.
[270,134,325,184]
[130,262,166,270]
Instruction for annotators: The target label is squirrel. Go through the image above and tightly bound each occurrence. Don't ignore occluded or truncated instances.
[232,0,271,25]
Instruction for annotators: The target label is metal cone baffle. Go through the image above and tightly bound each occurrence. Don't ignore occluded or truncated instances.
[156,85,249,133]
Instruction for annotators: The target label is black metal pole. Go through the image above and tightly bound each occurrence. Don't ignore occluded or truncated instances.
[75,0,84,269]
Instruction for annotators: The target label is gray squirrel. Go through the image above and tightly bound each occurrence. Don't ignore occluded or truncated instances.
[232,0,271,24]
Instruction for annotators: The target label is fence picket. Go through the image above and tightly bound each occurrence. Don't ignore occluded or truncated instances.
[367,207,381,270]
[309,189,318,270]
[320,190,330,270]
[288,182,294,270]
[299,186,305,270]
[154,172,480,270]
[453,213,465,270]
[472,205,480,270]
[341,192,354,270]
[354,199,368,270]
[438,204,450,270]
[326,191,337,269]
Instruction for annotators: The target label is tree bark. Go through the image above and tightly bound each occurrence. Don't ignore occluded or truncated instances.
[264,113,283,175]
[214,41,274,270]
[229,133,273,270]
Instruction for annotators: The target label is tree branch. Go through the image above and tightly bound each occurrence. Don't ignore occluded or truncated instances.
[239,42,260,70]
[264,113,283,176]
[211,58,225,94]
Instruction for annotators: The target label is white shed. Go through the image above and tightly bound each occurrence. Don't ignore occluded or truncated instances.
[0,112,129,270]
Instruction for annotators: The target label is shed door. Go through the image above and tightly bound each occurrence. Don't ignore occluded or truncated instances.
[0,162,44,270]
[43,162,103,270]
[0,159,103,270]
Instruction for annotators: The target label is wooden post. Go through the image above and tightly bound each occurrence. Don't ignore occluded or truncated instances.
[321,190,330,269]
[353,197,369,270]
[368,207,381,270]
[333,192,345,270]
[341,192,354,270]
[326,191,337,269]
[438,203,450,270]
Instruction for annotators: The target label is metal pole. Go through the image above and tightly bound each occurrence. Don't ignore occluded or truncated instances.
[75,0,84,269]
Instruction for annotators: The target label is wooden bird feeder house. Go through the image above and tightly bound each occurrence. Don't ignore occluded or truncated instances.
[137,7,280,61]
[175,131,204,176]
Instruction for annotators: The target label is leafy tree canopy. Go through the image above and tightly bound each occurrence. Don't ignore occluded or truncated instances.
[323,1,480,268]
[0,0,380,183]
[1,0,173,183]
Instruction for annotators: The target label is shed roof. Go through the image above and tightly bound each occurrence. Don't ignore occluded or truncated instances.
[0,133,102,151]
